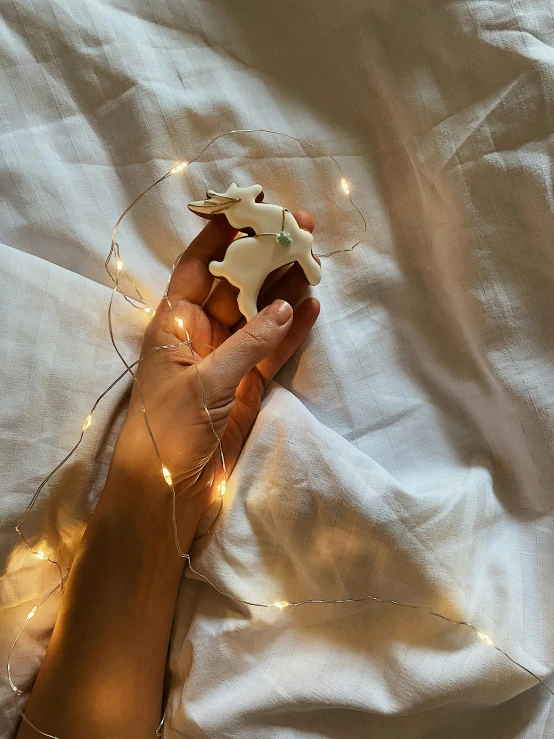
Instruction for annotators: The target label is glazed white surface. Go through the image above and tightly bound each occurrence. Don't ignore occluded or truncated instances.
[188,183,321,320]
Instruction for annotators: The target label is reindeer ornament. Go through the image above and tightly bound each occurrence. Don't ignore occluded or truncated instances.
[188,184,322,320]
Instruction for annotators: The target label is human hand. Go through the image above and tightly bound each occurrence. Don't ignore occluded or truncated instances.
[104,212,320,536]
[16,214,321,739]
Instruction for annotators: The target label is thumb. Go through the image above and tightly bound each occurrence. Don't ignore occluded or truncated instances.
[199,299,293,398]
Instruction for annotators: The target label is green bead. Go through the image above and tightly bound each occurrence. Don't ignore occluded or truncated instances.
[276,231,293,247]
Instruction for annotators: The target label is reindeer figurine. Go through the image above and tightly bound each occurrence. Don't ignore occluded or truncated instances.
[187,183,321,321]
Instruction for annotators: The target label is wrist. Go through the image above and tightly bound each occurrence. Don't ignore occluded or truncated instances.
[96,465,203,561]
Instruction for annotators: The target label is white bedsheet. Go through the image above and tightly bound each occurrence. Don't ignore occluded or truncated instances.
[1,1,553,737]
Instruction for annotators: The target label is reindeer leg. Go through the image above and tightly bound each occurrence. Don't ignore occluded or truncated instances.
[237,288,260,322]
[297,252,322,286]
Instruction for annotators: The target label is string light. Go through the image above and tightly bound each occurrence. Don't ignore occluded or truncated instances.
[170,161,187,174]
[477,632,495,648]
[8,572,72,736]
[9,129,553,739]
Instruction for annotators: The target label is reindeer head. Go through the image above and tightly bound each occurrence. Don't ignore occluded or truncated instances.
[187,183,264,229]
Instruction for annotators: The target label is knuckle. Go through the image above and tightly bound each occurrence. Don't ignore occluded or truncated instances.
[241,324,271,351]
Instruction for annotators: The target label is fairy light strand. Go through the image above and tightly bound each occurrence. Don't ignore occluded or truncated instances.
[8,571,70,738]
[9,129,553,739]
[182,555,553,697]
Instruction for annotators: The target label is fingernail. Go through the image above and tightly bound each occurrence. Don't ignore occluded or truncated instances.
[265,299,293,326]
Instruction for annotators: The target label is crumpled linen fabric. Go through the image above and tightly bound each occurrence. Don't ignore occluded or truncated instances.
[1,1,553,737]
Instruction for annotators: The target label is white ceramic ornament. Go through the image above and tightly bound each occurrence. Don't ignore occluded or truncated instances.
[187,183,322,321]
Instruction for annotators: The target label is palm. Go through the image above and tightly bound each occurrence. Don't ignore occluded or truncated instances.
[140,212,319,506]
[160,297,257,477]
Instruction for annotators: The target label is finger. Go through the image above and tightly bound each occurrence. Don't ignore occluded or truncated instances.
[256,297,320,386]
[167,216,238,304]
[233,253,321,333]
[198,299,293,401]
[219,372,264,475]
[203,210,315,326]
[289,210,315,234]
[204,263,310,328]
[221,297,320,473]
[258,263,310,310]
[201,278,240,327]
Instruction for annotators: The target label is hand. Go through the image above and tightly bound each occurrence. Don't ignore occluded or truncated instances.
[105,212,320,537]
[16,214,322,739]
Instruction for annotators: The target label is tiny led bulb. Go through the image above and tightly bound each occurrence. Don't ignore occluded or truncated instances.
[273,601,290,609]
[162,467,173,486]
[170,162,187,174]
[341,177,350,196]
[175,317,184,328]
[82,414,92,431]
[27,606,38,620]
[116,259,123,272]
[477,632,495,648]
[219,479,227,497]
[143,307,152,314]
[35,551,47,560]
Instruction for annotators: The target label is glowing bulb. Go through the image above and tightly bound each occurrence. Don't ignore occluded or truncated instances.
[143,307,152,314]
[175,317,184,328]
[116,259,123,272]
[162,467,173,486]
[477,632,495,648]
[170,162,187,174]
[341,177,350,196]
[273,601,290,609]
[82,414,92,431]
[27,606,37,620]
[35,551,47,561]
[219,479,227,497]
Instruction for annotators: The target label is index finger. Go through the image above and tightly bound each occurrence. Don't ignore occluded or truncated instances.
[167,216,238,304]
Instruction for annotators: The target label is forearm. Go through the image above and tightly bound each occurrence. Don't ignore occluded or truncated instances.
[14,213,318,738]
[17,472,198,739]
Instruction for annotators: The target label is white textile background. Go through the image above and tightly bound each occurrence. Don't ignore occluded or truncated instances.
[1,1,553,737]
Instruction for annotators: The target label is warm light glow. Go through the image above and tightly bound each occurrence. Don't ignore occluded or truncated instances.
[170,162,187,174]
[477,632,495,648]
[8,130,549,710]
